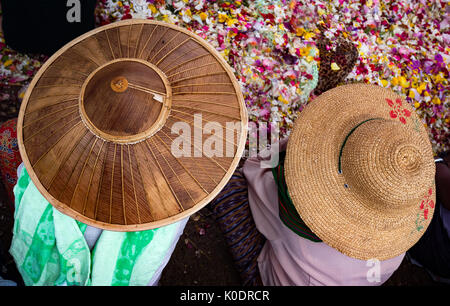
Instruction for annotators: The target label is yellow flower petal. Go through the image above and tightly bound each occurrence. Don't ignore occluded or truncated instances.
[399,76,409,88]
[199,12,208,21]
[303,32,315,40]
[331,62,340,71]
[417,83,427,94]
[4,59,13,67]
[148,4,157,14]
[295,27,305,36]
[432,97,441,105]
[218,14,228,23]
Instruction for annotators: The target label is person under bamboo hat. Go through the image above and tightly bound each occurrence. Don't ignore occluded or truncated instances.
[242,83,436,285]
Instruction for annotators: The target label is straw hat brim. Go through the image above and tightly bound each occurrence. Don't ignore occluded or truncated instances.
[285,84,435,260]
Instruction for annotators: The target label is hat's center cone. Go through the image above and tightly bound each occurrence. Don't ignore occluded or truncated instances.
[79,59,171,144]
[110,76,129,93]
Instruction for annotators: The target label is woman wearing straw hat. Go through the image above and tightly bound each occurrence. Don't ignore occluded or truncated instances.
[211,83,438,285]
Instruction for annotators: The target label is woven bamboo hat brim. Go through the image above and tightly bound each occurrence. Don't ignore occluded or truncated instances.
[17,20,248,231]
[284,84,436,260]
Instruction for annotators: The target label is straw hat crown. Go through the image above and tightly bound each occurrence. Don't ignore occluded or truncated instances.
[341,118,435,214]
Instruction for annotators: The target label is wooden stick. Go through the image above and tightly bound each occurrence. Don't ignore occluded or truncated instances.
[70,137,98,207]
[24,110,79,142]
[127,24,132,58]
[158,128,219,185]
[168,62,218,79]
[94,143,108,220]
[32,120,84,168]
[23,104,78,128]
[132,145,155,221]
[162,45,206,72]
[172,98,240,110]
[155,37,191,66]
[134,24,144,58]
[70,48,101,67]
[171,105,240,120]
[165,116,229,172]
[149,137,196,205]
[35,84,81,89]
[138,25,158,59]
[149,32,181,63]
[117,27,123,58]
[121,145,127,225]
[56,134,94,199]
[165,53,211,75]
[145,27,170,62]
[169,109,241,135]
[171,71,227,84]
[83,140,105,215]
[25,97,78,115]
[105,29,115,59]
[110,144,117,224]
[127,82,166,96]
[171,82,231,89]
[144,139,185,211]
[173,91,236,96]
[154,133,209,194]
[127,145,142,223]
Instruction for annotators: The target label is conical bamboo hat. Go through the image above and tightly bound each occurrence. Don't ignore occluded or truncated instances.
[18,20,248,231]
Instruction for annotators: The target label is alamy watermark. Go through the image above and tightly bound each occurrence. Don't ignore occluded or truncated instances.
[169,113,280,168]
[66,0,81,23]
[366,258,381,283]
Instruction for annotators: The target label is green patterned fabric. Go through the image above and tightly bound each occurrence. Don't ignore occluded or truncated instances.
[10,167,180,286]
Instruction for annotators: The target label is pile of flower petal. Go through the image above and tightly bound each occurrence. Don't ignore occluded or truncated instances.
[0,0,447,153]
[96,0,449,153]
[0,32,47,121]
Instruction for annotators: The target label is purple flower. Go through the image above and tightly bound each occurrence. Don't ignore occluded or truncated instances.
[435,53,444,64]
[410,60,421,70]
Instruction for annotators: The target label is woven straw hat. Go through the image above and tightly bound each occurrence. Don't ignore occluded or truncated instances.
[285,84,436,260]
[18,20,247,231]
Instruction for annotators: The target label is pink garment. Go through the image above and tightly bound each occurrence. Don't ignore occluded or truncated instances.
[242,138,405,286]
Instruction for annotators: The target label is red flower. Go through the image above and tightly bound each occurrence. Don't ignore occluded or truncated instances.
[419,188,435,220]
[386,98,411,124]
